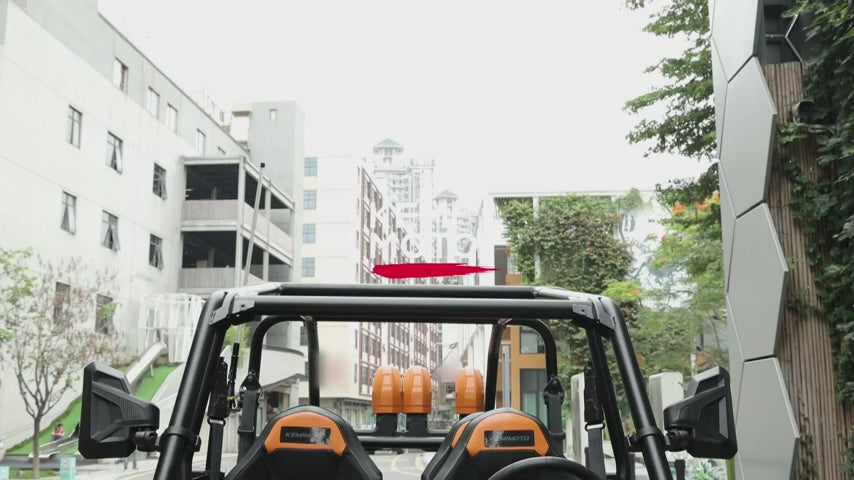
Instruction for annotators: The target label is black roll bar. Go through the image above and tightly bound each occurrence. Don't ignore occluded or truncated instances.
[151,284,672,480]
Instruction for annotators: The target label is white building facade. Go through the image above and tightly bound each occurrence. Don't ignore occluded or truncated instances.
[367,139,436,262]
[298,154,444,428]
[0,0,304,447]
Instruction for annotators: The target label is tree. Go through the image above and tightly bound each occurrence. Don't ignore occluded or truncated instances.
[633,191,727,380]
[497,195,634,389]
[623,0,719,208]
[624,0,715,160]
[0,249,120,478]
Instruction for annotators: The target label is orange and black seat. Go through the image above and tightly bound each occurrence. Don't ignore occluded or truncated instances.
[422,367,486,480]
[225,405,382,480]
[421,413,483,480]
[430,408,564,480]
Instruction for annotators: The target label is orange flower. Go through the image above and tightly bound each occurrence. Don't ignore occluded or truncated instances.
[630,288,640,296]
[672,202,686,214]
[713,191,720,202]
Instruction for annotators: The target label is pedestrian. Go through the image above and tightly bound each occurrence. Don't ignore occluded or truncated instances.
[123,448,138,470]
[51,424,65,442]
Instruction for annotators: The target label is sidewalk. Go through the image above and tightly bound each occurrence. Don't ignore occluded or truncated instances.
[36,453,237,480]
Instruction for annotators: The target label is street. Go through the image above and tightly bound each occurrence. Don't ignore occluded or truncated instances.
[106,451,427,480]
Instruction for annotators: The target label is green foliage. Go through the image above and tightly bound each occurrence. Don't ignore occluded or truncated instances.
[497,195,634,392]
[635,192,727,379]
[614,188,645,213]
[778,1,854,408]
[623,0,716,161]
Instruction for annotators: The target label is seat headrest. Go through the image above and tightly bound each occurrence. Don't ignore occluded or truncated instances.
[462,408,552,457]
[455,367,484,414]
[372,366,403,414]
[263,406,347,456]
[403,366,432,414]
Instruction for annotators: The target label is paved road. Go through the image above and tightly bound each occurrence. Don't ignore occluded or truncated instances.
[84,451,427,479]
[371,452,424,480]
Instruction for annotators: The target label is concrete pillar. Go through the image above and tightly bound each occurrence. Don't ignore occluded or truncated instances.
[235,158,246,287]
[570,372,587,463]
[648,372,684,430]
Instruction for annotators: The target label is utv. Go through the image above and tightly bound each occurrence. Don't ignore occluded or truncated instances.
[77,283,736,480]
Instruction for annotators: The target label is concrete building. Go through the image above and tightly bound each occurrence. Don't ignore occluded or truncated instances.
[297,155,441,428]
[432,190,479,286]
[368,139,436,262]
[0,0,304,447]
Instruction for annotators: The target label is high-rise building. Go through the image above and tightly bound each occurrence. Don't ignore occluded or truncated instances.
[0,0,304,447]
[432,189,479,284]
[368,139,436,262]
[298,155,441,428]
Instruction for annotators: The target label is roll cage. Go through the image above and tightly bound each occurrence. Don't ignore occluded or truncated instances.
[79,283,736,480]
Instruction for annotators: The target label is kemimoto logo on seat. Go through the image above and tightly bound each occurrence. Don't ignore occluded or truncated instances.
[483,430,535,448]
[280,426,332,445]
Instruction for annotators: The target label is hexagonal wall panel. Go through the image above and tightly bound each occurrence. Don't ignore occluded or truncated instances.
[735,358,799,480]
[719,167,736,289]
[712,42,727,152]
[719,58,777,217]
[727,204,788,361]
[712,0,761,80]
[726,298,744,417]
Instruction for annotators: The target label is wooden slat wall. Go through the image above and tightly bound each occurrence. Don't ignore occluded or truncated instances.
[765,62,854,480]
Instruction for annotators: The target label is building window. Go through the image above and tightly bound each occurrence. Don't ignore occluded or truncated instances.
[96,294,114,334]
[106,132,123,172]
[54,282,70,321]
[153,164,167,199]
[147,88,160,118]
[67,107,82,148]
[304,157,317,176]
[101,211,120,251]
[112,58,128,92]
[304,190,316,210]
[301,257,315,277]
[520,369,548,425]
[520,327,545,354]
[167,104,178,132]
[300,325,307,346]
[61,192,77,234]
[149,234,164,269]
[269,109,278,120]
[195,129,206,154]
[303,224,316,243]
[217,147,226,156]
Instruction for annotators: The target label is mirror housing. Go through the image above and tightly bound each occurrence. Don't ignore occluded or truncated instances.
[79,362,160,459]
[663,366,737,459]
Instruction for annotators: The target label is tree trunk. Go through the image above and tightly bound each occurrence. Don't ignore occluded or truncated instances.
[32,417,41,479]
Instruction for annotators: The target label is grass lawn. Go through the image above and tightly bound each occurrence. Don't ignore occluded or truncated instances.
[8,364,177,455]
[6,469,59,478]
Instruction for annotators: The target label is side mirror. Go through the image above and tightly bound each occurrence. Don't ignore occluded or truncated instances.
[79,362,159,459]
[663,366,737,459]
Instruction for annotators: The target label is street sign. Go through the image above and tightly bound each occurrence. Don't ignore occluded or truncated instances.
[0,466,10,480]
[59,456,76,480]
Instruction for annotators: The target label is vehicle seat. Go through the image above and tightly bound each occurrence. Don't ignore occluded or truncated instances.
[430,408,563,480]
[225,405,382,480]
[421,413,483,480]
[423,367,486,480]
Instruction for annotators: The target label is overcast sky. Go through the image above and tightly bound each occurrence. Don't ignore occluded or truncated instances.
[98,0,711,210]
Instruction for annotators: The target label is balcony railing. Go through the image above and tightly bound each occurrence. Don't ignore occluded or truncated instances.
[241,204,293,253]
[182,200,293,254]
[182,199,240,222]
[179,267,263,291]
